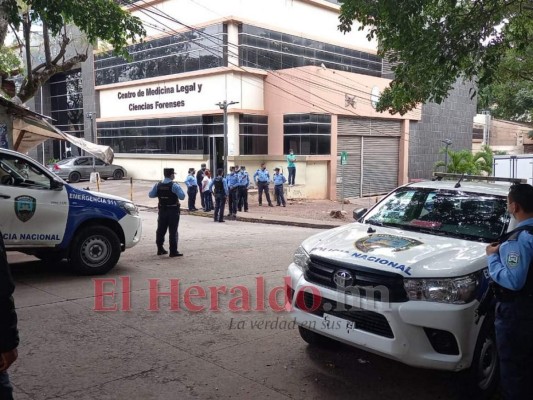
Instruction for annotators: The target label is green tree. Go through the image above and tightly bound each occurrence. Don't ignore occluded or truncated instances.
[339,1,533,115]
[477,40,533,121]
[0,0,145,103]
[434,145,493,175]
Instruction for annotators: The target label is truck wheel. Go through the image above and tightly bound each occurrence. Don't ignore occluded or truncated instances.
[298,326,339,348]
[70,226,121,275]
[113,169,124,180]
[462,316,499,399]
[69,171,81,183]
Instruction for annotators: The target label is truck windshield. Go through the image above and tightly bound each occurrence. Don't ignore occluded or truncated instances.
[363,187,509,242]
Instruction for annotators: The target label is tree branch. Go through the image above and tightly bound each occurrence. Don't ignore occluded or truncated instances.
[43,20,51,65]
[22,12,32,83]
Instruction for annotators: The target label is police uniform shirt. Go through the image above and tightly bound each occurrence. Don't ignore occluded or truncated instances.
[272,173,286,186]
[254,169,270,183]
[488,217,533,290]
[227,172,239,189]
[238,171,249,187]
[148,178,186,200]
[185,175,198,188]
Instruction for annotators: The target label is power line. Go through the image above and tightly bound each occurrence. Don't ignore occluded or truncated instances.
[116,0,411,140]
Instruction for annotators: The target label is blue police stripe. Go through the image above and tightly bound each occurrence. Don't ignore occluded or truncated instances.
[58,185,127,248]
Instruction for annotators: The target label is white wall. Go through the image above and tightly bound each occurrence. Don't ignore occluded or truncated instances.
[136,0,376,52]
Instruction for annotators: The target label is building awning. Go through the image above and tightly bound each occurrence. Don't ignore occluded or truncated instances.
[1,96,114,164]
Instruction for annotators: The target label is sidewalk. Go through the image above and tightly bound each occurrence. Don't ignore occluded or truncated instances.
[72,179,381,229]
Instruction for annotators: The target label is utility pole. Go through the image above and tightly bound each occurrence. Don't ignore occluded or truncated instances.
[215,100,239,175]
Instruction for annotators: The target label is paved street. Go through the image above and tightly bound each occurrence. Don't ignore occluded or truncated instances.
[8,212,462,400]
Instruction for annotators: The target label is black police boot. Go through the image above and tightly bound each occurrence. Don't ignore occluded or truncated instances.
[157,247,168,255]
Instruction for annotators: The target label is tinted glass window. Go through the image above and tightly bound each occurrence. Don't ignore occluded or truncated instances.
[95,24,227,85]
[239,24,382,76]
[363,187,509,242]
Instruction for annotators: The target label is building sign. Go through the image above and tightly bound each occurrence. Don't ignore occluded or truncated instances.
[99,75,251,118]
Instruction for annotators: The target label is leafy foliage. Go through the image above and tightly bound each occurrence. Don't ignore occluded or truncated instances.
[434,146,494,175]
[434,145,494,175]
[339,1,533,115]
[477,37,533,121]
[0,0,145,102]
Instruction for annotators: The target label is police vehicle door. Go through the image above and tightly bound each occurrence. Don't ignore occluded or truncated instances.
[0,152,68,247]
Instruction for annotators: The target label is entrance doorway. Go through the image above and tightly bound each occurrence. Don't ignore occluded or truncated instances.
[209,136,224,174]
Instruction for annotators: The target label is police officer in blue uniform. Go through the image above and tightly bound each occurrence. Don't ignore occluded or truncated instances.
[209,168,228,223]
[185,168,199,211]
[253,163,273,207]
[486,183,533,399]
[227,166,239,220]
[237,165,250,212]
[149,168,186,257]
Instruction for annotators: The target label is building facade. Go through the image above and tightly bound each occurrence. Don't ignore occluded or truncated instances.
[31,0,476,199]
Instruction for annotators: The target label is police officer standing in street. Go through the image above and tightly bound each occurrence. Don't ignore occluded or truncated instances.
[149,168,186,257]
[237,165,249,212]
[227,166,239,220]
[185,168,199,211]
[253,163,273,207]
[486,183,533,399]
[209,168,228,223]
[1,234,18,400]
[196,163,207,210]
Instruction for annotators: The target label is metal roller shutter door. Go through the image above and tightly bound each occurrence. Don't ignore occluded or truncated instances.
[336,136,362,199]
[362,136,400,196]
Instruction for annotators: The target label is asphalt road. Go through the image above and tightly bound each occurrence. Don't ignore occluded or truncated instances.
[8,212,463,400]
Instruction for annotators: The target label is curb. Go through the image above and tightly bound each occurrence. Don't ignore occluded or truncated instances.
[138,205,344,229]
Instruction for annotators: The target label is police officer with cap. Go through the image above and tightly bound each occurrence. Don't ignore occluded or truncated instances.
[197,163,207,209]
[486,183,533,399]
[149,168,186,257]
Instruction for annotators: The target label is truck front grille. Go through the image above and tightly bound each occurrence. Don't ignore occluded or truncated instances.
[304,255,409,302]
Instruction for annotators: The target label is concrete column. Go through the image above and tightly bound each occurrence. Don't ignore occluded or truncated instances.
[399,119,410,185]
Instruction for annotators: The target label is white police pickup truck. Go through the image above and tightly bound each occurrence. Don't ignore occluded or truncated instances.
[0,148,141,275]
[287,174,521,397]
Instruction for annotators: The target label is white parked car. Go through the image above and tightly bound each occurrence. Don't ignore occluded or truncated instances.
[287,174,520,397]
[0,148,141,274]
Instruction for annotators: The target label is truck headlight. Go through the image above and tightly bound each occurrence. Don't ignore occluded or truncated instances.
[120,201,139,216]
[403,272,480,304]
[293,246,310,271]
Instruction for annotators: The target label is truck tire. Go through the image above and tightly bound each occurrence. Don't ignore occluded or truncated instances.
[461,315,499,399]
[298,326,339,348]
[69,226,121,275]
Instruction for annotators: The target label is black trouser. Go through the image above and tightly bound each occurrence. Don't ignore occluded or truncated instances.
[199,185,205,208]
[238,186,248,211]
[187,186,198,210]
[275,184,286,206]
[288,167,296,185]
[0,372,13,400]
[156,206,180,253]
[257,181,272,205]
[229,187,238,215]
[495,297,533,399]
[214,194,226,221]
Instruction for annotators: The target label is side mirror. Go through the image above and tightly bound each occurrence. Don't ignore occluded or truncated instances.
[353,208,368,221]
[50,178,64,190]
